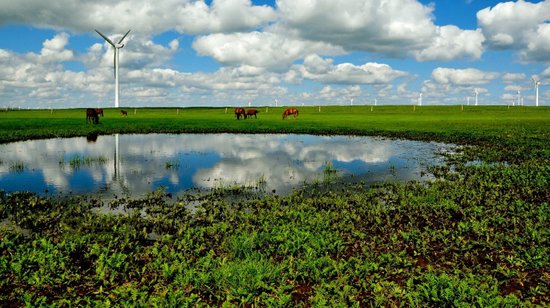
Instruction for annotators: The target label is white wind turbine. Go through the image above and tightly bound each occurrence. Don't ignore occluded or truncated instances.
[418,92,422,106]
[517,90,521,107]
[474,88,479,106]
[95,29,131,108]
[532,77,540,107]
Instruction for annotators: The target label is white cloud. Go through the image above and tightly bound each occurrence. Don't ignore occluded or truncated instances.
[318,85,362,103]
[477,0,550,62]
[502,72,526,83]
[192,32,344,71]
[39,33,74,61]
[276,0,484,61]
[519,23,550,63]
[290,54,408,85]
[0,0,276,35]
[276,0,436,55]
[432,67,499,86]
[413,26,485,61]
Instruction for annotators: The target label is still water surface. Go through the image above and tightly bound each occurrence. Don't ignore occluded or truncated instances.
[0,134,452,198]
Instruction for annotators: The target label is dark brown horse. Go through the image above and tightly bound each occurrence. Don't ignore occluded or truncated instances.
[95,108,104,117]
[282,108,299,120]
[86,108,99,124]
[120,110,128,116]
[246,109,259,119]
[235,107,246,120]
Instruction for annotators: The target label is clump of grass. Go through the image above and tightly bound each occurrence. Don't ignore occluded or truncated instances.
[165,161,180,170]
[389,164,396,176]
[9,161,24,173]
[323,161,337,181]
[59,154,108,169]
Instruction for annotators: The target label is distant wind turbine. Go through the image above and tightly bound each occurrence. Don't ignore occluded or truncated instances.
[517,90,521,107]
[532,77,540,107]
[474,89,479,106]
[418,92,422,106]
[95,29,131,108]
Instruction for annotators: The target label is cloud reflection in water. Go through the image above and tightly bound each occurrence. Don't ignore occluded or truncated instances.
[0,134,450,197]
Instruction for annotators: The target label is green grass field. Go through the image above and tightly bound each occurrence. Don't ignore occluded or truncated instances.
[1,105,548,306]
[1,105,549,144]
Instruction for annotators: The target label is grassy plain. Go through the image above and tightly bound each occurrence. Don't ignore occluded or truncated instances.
[0,105,548,143]
[0,105,549,306]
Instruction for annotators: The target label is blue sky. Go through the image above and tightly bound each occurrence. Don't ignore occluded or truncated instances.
[0,0,549,108]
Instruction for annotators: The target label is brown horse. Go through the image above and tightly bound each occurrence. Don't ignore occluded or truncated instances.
[86,108,99,124]
[95,108,104,117]
[235,107,246,120]
[120,110,128,116]
[246,109,259,119]
[282,108,299,120]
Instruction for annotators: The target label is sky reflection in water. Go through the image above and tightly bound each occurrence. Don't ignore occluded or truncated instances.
[0,134,452,197]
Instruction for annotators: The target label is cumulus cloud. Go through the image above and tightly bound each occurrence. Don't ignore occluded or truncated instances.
[0,0,276,35]
[502,72,527,83]
[276,0,436,54]
[477,0,550,62]
[432,67,499,86]
[105,35,178,70]
[192,31,344,71]
[413,26,485,61]
[289,54,408,85]
[276,0,485,61]
[38,32,74,62]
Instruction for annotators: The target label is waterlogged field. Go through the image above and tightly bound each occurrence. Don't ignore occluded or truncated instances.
[0,106,549,306]
[0,134,451,198]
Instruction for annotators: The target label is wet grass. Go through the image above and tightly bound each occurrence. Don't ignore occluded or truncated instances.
[0,105,549,306]
[59,155,108,170]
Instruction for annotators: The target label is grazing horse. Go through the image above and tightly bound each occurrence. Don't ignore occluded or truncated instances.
[234,107,246,120]
[120,110,128,116]
[95,108,104,117]
[246,108,259,119]
[282,108,299,120]
[86,108,99,124]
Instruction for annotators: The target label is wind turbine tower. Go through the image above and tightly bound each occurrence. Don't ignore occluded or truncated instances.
[517,90,521,107]
[474,89,479,106]
[95,29,131,108]
[418,92,422,106]
[532,77,540,107]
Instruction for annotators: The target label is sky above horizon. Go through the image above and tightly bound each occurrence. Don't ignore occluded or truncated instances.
[0,0,549,108]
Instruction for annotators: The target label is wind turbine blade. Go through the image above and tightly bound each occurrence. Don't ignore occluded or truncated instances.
[95,29,115,47]
[118,29,131,44]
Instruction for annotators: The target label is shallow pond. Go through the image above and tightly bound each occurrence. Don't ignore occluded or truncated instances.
[0,134,453,198]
